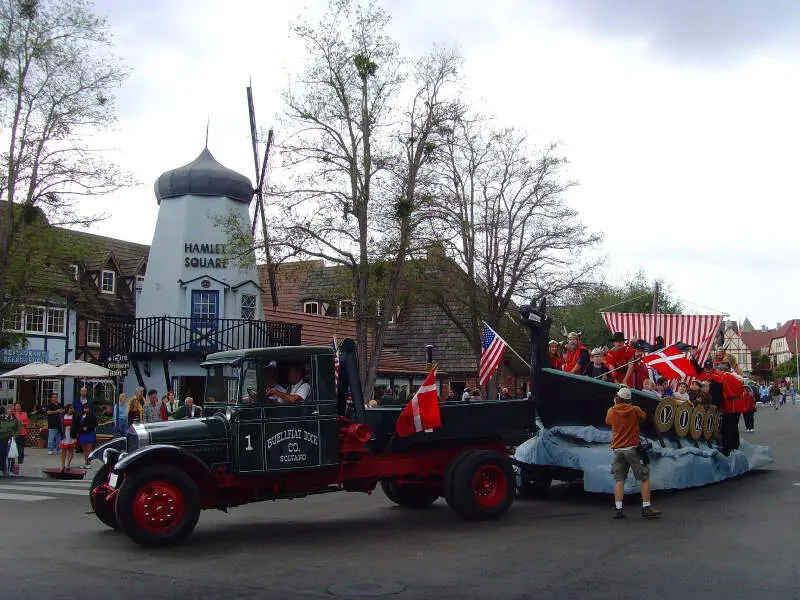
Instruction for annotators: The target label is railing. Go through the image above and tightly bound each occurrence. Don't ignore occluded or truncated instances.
[92,317,302,357]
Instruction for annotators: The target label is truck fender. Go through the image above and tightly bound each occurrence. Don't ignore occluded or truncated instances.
[112,445,220,506]
[88,437,126,463]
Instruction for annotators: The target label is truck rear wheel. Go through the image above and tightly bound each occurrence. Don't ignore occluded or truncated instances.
[381,481,439,508]
[446,450,515,521]
[89,465,119,530]
[115,465,200,547]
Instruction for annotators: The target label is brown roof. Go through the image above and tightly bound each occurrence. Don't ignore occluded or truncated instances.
[262,307,436,375]
[259,261,323,310]
[740,319,799,352]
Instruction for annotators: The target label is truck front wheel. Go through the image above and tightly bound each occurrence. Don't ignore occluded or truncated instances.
[115,465,201,547]
[89,465,118,530]
[381,481,439,508]
[446,450,515,521]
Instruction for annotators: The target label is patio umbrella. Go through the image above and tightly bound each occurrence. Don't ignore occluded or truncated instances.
[54,360,112,379]
[0,362,60,378]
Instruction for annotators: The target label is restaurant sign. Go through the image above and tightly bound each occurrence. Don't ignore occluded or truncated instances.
[0,348,48,365]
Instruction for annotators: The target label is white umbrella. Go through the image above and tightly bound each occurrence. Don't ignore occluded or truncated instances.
[1,362,60,378]
[54,360,112,379]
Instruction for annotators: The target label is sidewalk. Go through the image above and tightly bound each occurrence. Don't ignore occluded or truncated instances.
[9,446,100,480]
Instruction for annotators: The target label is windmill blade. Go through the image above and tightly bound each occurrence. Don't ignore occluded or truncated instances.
[246,84,261,236]
[246,85,279,309]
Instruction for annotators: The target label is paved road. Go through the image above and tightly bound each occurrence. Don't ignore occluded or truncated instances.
[1,406,798,600]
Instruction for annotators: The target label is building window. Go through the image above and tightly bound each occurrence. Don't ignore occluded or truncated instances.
[46,308,66,335]
[71,264,79,281]
[101,269,116,294]
[87,320,101,347]
[241,294,257,320]
[40,379,60,405]
[136,274,145,290]
[25,306,45,333]
[339,300,354,319]
[304,301,319,315]
[3,308,24,332]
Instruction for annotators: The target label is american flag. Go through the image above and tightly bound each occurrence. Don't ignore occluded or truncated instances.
[332,337,340,390]
[601,312,723,367]
[479,323,508,386]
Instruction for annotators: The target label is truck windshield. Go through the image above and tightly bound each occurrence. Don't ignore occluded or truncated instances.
[205,363,240,405]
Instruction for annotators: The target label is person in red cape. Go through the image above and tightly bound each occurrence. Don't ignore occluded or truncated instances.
[742,385,756,432]
[563,332,590,375]
[548,340,564,370]
[691,354,744,455]
[606,332,636,385]
[629,341,651,391]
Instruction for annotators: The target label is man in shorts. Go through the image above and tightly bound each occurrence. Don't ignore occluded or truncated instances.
[605,386,661,520]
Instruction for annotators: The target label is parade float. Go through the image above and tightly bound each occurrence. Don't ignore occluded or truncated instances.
[513,299,773,495]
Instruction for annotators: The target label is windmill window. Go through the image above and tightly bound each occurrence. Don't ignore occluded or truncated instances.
[241,294,257,320]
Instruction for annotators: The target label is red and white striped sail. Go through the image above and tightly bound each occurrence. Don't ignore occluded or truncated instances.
[600,312,723,366]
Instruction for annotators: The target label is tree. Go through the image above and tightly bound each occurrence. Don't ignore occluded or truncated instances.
[773,357,797,382]
[419,118,602,363]
[550,270,683,350]
[0,0,129,344]
[268,0,462,396]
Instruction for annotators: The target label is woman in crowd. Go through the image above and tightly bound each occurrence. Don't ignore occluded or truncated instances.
[75,403,97,469]
[0,406,20,477]
[127,392,143,430]
[12,402,28,465]
[113,393,128,437]
[164,390,179,419]
[60,404,77,472]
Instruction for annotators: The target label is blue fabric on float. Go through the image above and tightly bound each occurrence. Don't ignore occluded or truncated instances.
[514,425,773,494]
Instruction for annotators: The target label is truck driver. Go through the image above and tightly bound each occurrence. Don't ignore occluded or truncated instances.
[267,363,311,404]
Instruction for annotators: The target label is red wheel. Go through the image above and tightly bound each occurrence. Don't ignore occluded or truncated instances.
[131,480,186,534]
[472,464,508,508]
[446,450,515,521]
[115,465,200,547]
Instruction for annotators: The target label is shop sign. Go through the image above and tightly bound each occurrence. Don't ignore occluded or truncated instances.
[0,348,48,365]
[106,353,130,378]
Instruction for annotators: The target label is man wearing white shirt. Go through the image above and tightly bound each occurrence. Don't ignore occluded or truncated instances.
[268,364,311,404]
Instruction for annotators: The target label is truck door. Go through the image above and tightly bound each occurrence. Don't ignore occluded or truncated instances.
[235,360,266,472]
[262,354,339,470]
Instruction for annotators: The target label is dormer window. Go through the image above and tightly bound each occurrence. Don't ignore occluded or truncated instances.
[71,264,79,281]
[339,300,354,319]
[303,301,319,315]
[101,269,116,294]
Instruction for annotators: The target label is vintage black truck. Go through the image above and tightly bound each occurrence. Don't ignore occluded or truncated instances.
[89,340,536,547]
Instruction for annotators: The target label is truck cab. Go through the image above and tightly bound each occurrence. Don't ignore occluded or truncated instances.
[201,346,339,473]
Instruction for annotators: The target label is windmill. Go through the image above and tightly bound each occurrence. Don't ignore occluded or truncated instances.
[246,83,279,309]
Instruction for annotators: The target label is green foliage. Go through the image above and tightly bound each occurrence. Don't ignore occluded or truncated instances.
[773,357,798,381]
[750,350,771,371]
[550,269,682,350]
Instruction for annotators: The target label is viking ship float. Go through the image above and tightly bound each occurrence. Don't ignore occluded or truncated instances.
[514,299,772,494]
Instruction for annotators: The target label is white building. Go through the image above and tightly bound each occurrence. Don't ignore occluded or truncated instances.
[120,147,299,403]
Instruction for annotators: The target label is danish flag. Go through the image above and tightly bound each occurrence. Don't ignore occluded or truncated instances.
[396,365,441,437]
[640,344,695,380]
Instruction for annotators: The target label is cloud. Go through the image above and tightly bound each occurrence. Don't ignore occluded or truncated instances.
[540,0,800,65]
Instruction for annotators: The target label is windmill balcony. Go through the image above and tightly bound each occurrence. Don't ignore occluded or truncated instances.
[94,317,302,359]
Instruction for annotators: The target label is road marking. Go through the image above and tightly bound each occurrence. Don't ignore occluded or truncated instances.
[0,484,88,496]
[17,479,91,487]
[0,492,55,502]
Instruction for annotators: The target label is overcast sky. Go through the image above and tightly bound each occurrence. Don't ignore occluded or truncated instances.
[82,0,799,330]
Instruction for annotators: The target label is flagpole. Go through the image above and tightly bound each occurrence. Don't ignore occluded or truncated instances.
[794,319,798,392]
